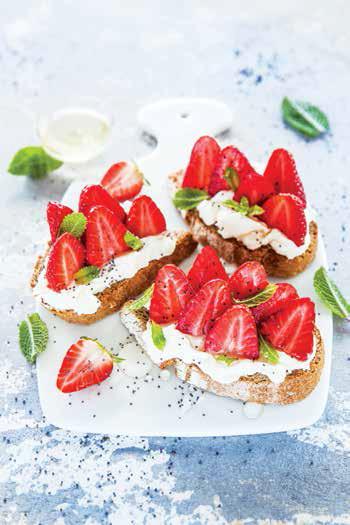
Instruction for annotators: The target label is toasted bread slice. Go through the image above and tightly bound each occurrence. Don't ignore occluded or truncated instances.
[170,170,318,277]
[120,307,324,405]
[31,231,197,325]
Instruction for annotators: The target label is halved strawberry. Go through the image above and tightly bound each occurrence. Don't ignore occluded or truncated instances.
[252,283,299,323]
[101,161,143,202]
[187,246,228,292]
[208,145,254,196]
[229,261,268,300]
[149,264,193,324]
[204,305,259,359]
[46,232,85,291]
[57,337,114,393]
[176,279,231,336]
[47,201,73,242]
[127,195,166,238]
[234,172,274,205]
[259,298,315,360]
[182,136,220,190]
[79,184,126,223]
[86,205,129,267]
[264,149,306,207]
[261,193,307,246]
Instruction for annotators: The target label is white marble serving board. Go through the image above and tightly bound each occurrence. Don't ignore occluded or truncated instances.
[36,98,333,435]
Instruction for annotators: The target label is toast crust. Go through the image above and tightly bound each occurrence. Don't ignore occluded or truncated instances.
[31,232,197,325]
[120,307,324,405]
[170,170,318,277]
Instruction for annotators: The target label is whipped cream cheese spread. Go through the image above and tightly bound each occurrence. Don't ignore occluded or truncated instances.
[142,322,315,385]
[34,233,177,315]
[197,191,313,259]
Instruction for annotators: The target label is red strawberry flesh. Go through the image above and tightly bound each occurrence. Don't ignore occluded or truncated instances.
[229,261,268,300]
[208,145,254,196]
[127,195,166,238]
[46,232,85,291]
[187,246,228,292]
[264,148,306,207]
[101,161,143,202]
[182,136,220,190]
[79,184,126,223]
[234,171,274,205]
[47,201,73,242]
[261,193,307,246]
[252,282,299,323]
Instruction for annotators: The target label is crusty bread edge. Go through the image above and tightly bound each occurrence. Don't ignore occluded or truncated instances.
[31,231,197,325]
[169,170,318,277]
[120,307,324,405]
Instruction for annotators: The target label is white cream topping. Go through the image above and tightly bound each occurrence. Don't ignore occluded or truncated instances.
[197,191,313,259]
[34,233,177,315]
[142,322,315,385]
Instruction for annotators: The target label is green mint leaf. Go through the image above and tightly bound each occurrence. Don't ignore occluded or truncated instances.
[151,321,166,350]
[19,313,49,364]
[125,284,154,312]
[222,196,252,216]
[74,266,99,285]
[233,283,277,308]
[259,336,279,364]
[223,167,240,190]
[60,212,87,238]
[173,188,209,210]
[313,267,350,319]
[282,97,330,138]
[215,355,237,365]
[8,146,63,179]
[240,196,250,211]
[124,230,143,251]
[247,204,264,217]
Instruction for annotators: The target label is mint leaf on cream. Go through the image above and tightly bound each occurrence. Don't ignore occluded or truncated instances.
[232,283,277,308]
[313,267,350,319]
[74,266,99,285]
[215,355,237,365]
[222,196,264,218]
[8,146,62,179]
[60,212,87,238]
[125,284,154,312]
[124,231,143,251]
[259,336,279,364]
[173,188,209,210]
[151,321,166,350]
[282,97,329,138]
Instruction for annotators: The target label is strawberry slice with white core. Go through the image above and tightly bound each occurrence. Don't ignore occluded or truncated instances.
[86,205,130,267]
[126,195,166,238]
[46,232,85,291]
[101,161,143,202]
[176,279,232,336]
[208,145,254,196]
[229,261,268,300]
[264,148,306,207]
[47,201,73,242]
[252,282,299,323]
[79,184,126,223]
[57,337,114,393]
[234,171,274,205]
[260,298,315,361]
[182,136,220,190]
[204,305,259,359]
[261,193,307,246]
[149,264,194,324]
[187,246,228,292]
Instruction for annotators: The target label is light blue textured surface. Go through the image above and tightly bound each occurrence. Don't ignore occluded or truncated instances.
[0,2,349,523]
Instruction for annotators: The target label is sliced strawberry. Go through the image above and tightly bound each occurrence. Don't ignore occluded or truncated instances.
[101,161,143,202]
[187,246,228,292]
[260,298,315,360]
[79,184,126,223]
[204,305,259,359]
[182,136,220,190]
[208,145,254,196]
[150,264,193,325]
[47,201,73,242]
[177,279,232,336]
[252,283,299,323]
[127,195,166,238]
[86,205,129,267]
[264,149,306,207]
[261,193,307,246]
[229,261,268,300]
[57,337,114,393]
[46,232,85,291]
[234,172,274,205]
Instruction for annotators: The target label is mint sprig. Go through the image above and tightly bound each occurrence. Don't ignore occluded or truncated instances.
[151,321,166,350]
[259,336,279,364]
[173,188,209,210]
[313,267,350,319]
[8,146,63,179]
[232,284,277,308]
[19,313,49,364]
[125,284,154,312]
[215,355,237,365]
[222,196,264,218]
[60,212,87,238]
[282,97,330,138]
[223,167,240,191]
[74,266,99,285]
[124,231,143,251]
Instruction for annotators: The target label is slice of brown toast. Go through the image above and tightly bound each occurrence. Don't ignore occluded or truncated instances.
[169,170,318,277]
[120,307,324,405]
[31,231,197,325]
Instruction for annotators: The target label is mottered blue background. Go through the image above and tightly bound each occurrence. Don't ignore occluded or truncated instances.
[0,2,349,524]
